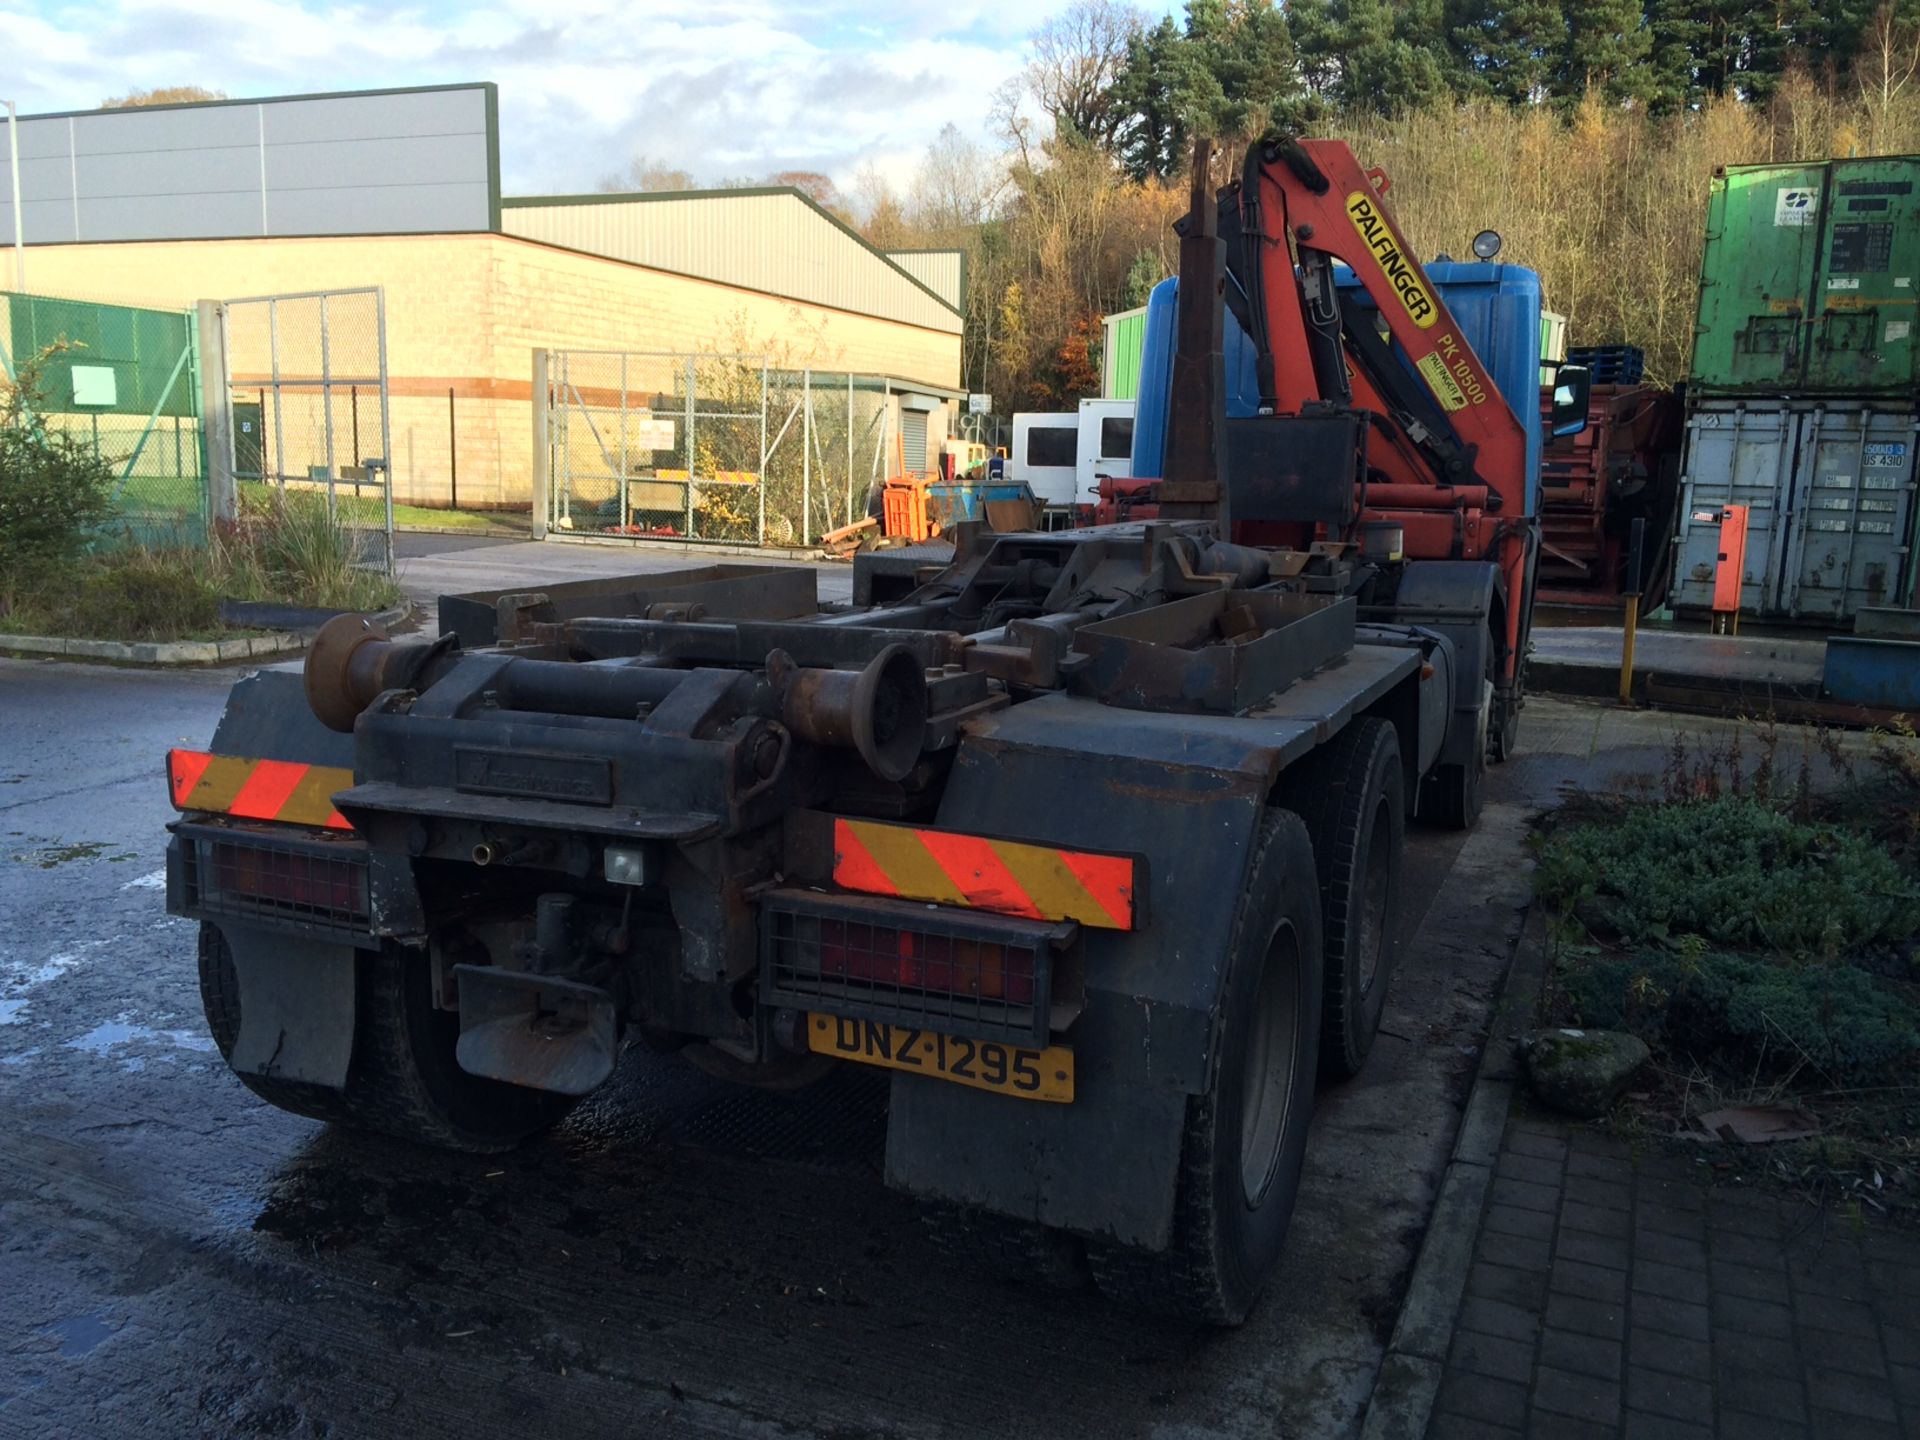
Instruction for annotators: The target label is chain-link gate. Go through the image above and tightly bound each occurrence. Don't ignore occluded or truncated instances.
[220,288,394,572]
[0,289,206,548]
[547,351,769,543]
[544,351,902,547]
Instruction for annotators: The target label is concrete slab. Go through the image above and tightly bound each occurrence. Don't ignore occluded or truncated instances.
[1531,626,1827,689]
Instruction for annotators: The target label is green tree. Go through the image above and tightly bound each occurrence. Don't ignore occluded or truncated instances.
[1559,0,1654,102]
[1287,0,1455,111]
[1450,0,1570,101]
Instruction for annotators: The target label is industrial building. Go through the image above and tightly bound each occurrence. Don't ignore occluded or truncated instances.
[0,84,965,517]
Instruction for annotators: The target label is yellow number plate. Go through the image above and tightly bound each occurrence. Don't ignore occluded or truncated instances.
[808,1014,1074,1103]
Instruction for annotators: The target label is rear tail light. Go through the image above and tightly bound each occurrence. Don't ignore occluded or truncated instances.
[191,835,370,927]
[818,919,1032,1005]
[760,889,1068,1046]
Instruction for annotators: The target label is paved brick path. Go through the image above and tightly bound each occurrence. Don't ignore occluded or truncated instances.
[1427,1114,1920,1439]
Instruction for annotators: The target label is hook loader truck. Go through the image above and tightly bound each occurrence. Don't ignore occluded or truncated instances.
[164,139,1587,1325]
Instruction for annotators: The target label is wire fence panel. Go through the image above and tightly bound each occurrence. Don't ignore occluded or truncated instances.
[221,288,393,574]
[0,289,206,549]
[546,351,904,548]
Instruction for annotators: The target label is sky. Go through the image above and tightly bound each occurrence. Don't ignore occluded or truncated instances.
[0,0,1075,200]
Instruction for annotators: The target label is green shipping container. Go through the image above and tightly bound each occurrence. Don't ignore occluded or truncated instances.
[1103,305,1147,401]
[1691,156,1920,396]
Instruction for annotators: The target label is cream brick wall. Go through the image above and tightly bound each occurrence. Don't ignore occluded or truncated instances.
[17,233,962,507]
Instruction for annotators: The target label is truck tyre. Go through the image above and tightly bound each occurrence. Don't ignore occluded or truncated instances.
[198,923,575,1153]
[1423,675,1490,831]
[1088,809,1322,1326]
[1279,718,1403,1079]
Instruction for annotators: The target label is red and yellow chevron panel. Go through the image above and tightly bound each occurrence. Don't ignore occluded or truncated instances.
[832,818,1138,930]
[166,749,354,831]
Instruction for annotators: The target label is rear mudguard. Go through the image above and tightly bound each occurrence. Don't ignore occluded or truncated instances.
[175,667,366,1087]
[883,654,1415,1248]
[1385,560,1500,768]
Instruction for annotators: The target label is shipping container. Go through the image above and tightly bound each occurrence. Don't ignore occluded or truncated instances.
[1102,305,1147,400]
[1690,156,1920,396]
[1672,398,1918,623]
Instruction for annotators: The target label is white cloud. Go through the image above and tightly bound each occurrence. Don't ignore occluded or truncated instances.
[1,0,1059,198]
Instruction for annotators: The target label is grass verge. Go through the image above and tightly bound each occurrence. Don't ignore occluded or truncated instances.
[2,488,404,643]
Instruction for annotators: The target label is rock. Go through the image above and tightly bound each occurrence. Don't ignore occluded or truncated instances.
[1518,1028,1650,1119]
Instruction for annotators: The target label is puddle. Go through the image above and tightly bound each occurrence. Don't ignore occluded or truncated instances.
[121,870,168,891]
[8,842,137,869]
[1,1046,43,1064]
[47,1315,120,1358]
[0,998,27,1026]
[1,948,91,993]
[64,1019,216,1061]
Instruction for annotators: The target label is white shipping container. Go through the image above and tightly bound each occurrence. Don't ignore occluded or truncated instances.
[1673,399,1918,624]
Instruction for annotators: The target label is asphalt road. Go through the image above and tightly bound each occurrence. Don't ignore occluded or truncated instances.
[0,631,1687,1439]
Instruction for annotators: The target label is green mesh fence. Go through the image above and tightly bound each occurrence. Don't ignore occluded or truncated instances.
[0,290,207,548]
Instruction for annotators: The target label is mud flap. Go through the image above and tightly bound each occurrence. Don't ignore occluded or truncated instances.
[224,925,357,1087]
[886,1070,1188,1248]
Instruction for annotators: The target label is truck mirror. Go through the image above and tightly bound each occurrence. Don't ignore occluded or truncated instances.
[1551,365,1591,437]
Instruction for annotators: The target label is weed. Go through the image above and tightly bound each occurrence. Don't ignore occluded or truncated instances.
[5,486,400,641]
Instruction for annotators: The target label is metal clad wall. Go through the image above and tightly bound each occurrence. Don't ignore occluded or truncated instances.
[0,85,494,244]
[885,251,964,310]
[1103,305,1147,399]
[503,193,962,335]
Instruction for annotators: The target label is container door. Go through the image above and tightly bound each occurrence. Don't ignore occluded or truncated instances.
[1673,405,1797,615]
[1690,164,1827,393]
[1808,160,1920,394]
[1780,406,1918,621]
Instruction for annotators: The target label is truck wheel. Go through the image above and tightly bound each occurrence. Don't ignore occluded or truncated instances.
[198,923,575,1153]
[1279,718,1404,1079]
[1423,676,1490,831]
[1088,810,1322,1326]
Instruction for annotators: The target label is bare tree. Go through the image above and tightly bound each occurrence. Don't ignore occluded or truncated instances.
[100,86,226,108]
[907,125,1007,233]
[1857,3,1920,148]
[1017,0,1148,151]
[851,164,913,248]
[595,155,698,194]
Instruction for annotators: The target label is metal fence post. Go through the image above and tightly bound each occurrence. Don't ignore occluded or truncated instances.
[375,287,394,574]
[319,292,337,520]
[618,352,629,530]
[758,361,768,545]
[846,372,854,526]
[268,299,286,489]
[684,357,696,539]
[531,348,550,540]
[197,299,236,526]
[802,369,811,544]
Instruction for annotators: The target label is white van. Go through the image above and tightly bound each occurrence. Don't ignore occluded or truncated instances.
[1010,399,1135,516]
